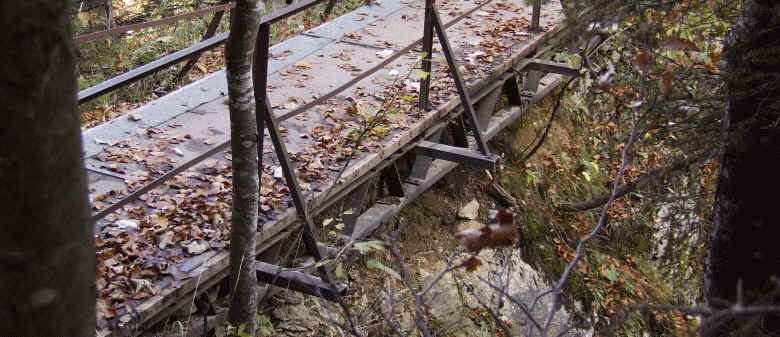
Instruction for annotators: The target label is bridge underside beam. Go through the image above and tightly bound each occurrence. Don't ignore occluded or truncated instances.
[411,140,499,169]
[255,261,347,302]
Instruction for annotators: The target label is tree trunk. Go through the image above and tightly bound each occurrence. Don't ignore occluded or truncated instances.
[706,1,780,335]
[0,1,95,336]
[225,0,263,334]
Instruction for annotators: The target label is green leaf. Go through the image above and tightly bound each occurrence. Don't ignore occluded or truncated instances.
[367,259,402,281]
[602,266,619,282]
[354,240,386,254]
[322,218,334,227]
[400,95,418,102]
[386,112,403,122]
[335,222,345,230]
[371,125,388,138]
[582,171,591,182]
[412,69,430,79]
[417,51,429,60]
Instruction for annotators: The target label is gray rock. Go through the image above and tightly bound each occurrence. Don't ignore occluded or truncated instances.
[458,199,480,220]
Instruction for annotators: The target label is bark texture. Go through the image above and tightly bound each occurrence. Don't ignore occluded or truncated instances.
[0,0,95,335]
[225,0,263,334]
[706,1,780,335]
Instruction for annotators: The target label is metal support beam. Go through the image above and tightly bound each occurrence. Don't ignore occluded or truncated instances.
[503,74,524,106]
[341,182,369,235]
[531,0,541,31]
[380,163,405,197]
[524,69,543,94]
[255,262,347,301]
[411,141,498,169]
[526,59,580,77]
[450,116,469,148]
[406,128,445,185]
[476,86,502,132]
[418,0,434,110]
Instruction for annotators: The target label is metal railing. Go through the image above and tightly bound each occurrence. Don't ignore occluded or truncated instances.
[76,1,235,104]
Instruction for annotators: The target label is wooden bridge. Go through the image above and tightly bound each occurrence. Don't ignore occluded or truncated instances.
[81,0,575,334]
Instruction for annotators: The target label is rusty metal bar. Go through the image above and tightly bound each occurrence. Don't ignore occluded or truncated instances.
[175,0,230,82]
[411,140,498,169]
[258,0,327,25]
[531,0,541,31]
[78,32,229,104]
[255,261,347,301]
[72,2,236,44]
[254,23,272,181]
[418,0,434,110]
[321,0,338,20]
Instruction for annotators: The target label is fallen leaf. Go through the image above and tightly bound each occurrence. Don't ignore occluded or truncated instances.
[158,231,174,249]
[632,51,651,71]
[182,240,209,255]
[464,256,483,272]
[294,61,312,69]
[660,69,674,96]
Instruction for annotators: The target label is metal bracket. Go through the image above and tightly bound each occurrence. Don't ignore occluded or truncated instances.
[411,140,499,170]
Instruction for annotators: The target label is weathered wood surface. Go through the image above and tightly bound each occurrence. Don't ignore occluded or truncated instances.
[84,0,564,334]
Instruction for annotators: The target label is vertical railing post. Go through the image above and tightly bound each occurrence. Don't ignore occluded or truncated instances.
[531,0,541,31]
[253,23,271,181]
[418,0,434,110]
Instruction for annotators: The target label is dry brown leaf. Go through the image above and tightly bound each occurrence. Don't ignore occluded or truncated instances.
[464,256,483,272]
[632,51,651,71]
[294,61,312,69]
[660,69,674,96]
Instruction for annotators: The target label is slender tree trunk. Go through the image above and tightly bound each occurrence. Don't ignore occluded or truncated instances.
[0,1,95,336]
[225,0,263,334]
[706,1,780,335]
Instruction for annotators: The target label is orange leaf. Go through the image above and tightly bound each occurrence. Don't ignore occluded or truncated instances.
[464,256,483,272]
[659,69,674,96]
[663,38,699,51]
[632,51,651,71]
